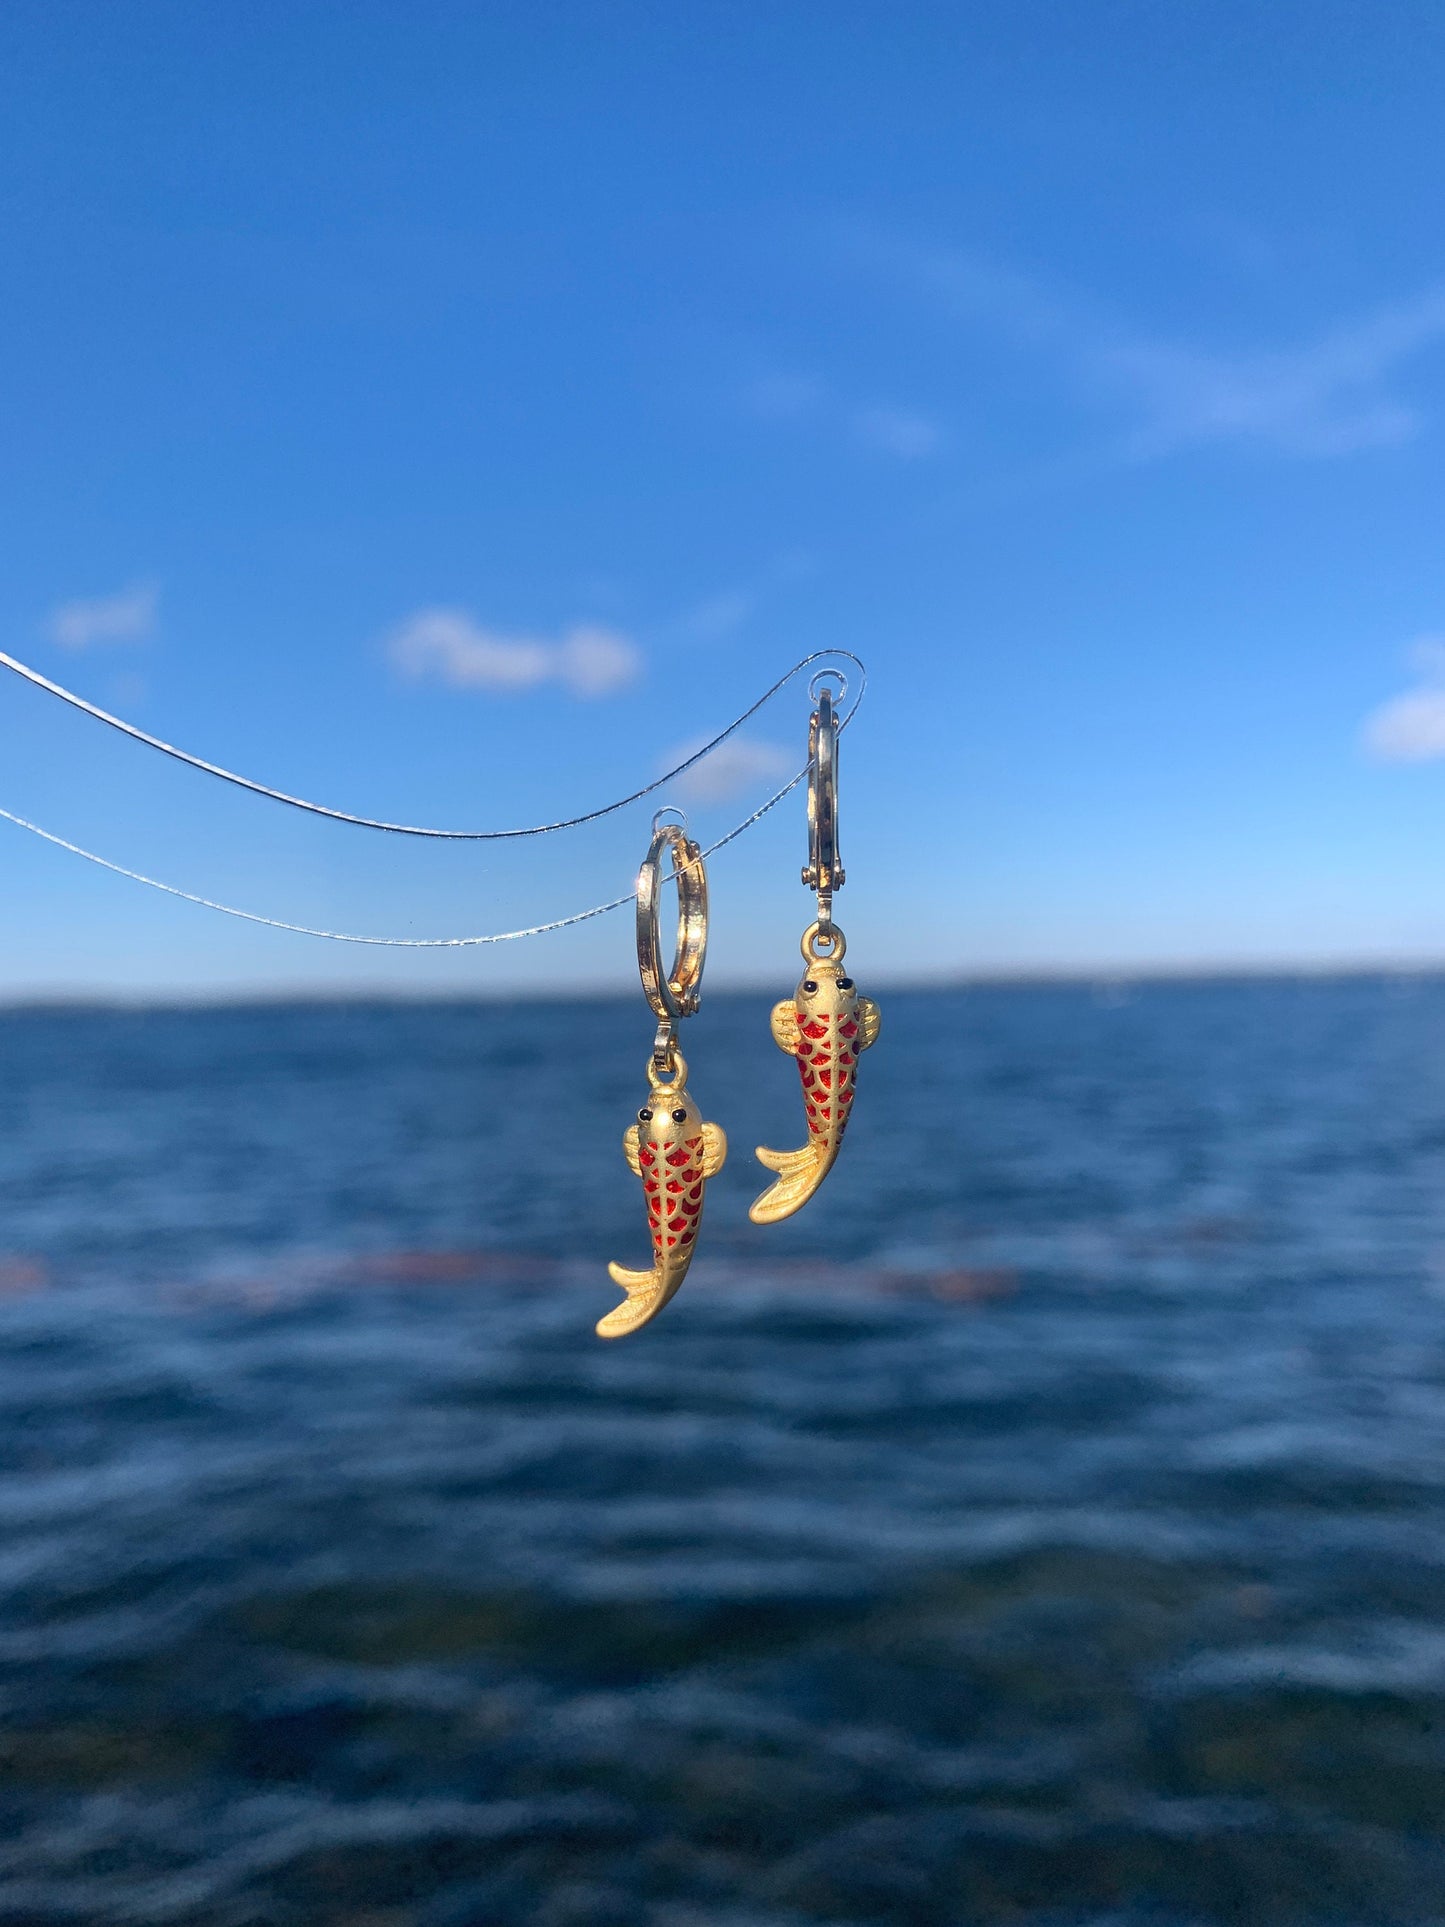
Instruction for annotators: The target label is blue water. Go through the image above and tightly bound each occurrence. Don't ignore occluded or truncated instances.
[4,981,1445,1924]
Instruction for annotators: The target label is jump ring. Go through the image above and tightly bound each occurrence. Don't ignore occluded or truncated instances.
[807,667,849,704]
[801,918,847,963]
[636,823,708,1022]
[646,1044,689,1092]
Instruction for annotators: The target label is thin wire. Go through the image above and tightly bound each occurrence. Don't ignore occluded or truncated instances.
[0,646,864,838]
[0,770,808,946]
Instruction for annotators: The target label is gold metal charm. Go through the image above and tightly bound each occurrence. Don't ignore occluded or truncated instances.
[600,1046,727,1338]
[750,922,879,1223]
[599,820,727,1338]
[751,681,880,1224]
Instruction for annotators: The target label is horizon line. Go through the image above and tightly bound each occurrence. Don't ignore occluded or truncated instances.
[7,955,1445,1010]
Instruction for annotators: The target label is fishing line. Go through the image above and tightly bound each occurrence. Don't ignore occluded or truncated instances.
[0,647,864,838]
[0,776,804,944]
[0,650,863,943]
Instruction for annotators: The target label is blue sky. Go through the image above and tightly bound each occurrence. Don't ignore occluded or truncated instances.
[3,2,1445,996]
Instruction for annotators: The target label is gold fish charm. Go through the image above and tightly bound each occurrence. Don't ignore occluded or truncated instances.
[750,924,879,1223]
[600,1049,727,1338]
[599,815,723,1339]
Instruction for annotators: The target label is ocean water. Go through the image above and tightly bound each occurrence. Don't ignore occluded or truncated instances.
[4,981,1445,1925]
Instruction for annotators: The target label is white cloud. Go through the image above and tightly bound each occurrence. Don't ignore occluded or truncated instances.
[685,590,755,639]
[1106,292,1445,459]
[47,582,157,649]
[745,368,942,460]
[388,610,640,699]
[853,405,942,459]
[847,227,1445,462]
[663,734,794,806]
[1363,638,1445,761]
[555,626,642,697]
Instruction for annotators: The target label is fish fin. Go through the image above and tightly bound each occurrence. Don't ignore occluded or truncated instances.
[607,1260,656,1289]
[770,1000,800,1054]
[749,1142,824,1224]
[754,1142,813,1175]
[597,1260,662,1339]
[857,997,881,1050]
[701,1121,728,1178]
[623,1122,642,1176]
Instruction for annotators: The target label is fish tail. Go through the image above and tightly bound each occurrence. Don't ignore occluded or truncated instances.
[748,1142,829,1224]
[596,1260,660,1338]
[597,1255,693,1339]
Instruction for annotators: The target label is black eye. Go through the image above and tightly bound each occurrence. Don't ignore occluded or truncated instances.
[638,1108,652,1122]
[671,1108,688,1123]
[802,980,818,993]
[839,977,854,991]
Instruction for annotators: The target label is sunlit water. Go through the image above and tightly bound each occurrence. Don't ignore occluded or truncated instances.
[4,982,1445,1924]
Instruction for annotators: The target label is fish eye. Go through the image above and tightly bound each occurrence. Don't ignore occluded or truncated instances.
[671,1107,688,1123]
[839,977,854,990]
[638,1107,653,1122]
[802,980,818,993]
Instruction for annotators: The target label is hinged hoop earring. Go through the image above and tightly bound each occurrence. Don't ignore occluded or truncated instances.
[598,816,727,1339]
[803,679,844,900]
[750,679,880,1225]
[635,809,708,1044]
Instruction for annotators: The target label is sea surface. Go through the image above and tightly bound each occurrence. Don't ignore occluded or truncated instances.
[4,980,1445,1926]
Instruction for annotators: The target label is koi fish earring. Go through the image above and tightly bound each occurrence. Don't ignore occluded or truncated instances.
[599,816,728,1339]
[751,679,880,1224]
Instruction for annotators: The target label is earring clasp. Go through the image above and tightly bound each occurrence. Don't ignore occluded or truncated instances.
[635,820,708,1025]
[802,684,845,905]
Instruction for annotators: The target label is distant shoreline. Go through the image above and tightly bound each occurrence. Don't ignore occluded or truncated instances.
[5,963,1445,1013]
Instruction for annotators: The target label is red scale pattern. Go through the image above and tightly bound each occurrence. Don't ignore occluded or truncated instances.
[794,1004,860,1143]
[643,1130,705,1257]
